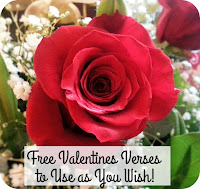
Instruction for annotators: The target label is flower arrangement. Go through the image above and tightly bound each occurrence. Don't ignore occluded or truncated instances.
[0,0,199,188]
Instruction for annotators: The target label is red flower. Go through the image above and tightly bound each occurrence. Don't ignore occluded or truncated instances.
[27,12,179,146]
[157,0,200,50]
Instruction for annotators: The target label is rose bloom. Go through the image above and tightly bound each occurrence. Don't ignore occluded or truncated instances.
[157,0,200,50]
[27,12,179,146]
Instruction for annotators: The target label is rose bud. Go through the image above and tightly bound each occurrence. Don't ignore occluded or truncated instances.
[156,0,200,50]
[27,12,179,146]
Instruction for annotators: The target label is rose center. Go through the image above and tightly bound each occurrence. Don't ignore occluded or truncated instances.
[88,77,111,96]
[93,78,110,93]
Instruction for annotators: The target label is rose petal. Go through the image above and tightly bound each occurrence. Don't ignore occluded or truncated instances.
[34,26,96,104]
[116,35,152,80]
[88,11,155,47]
[96,74,152,126]
[26,81,123,146]
[148,48,179,121]
[62,30,141,102]
[67,99,149,142]
[61,47,104,100]
[157,0,200,50]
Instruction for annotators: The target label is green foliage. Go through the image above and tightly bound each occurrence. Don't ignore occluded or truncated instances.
[145,108,186,143]
[149,133,200,189]
[170,133,200,188]
[0,54,28,157]
[171,109,186,136]
[1,121,28,158]
[0,55,18,124]
[96,0,127,17]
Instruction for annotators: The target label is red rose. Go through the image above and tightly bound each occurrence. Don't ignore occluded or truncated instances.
[157,0,200,50]
[27,12,179,146]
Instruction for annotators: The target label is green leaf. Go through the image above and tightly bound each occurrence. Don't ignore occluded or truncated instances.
[172,109,186,136]
[145,111,176,140]
[148,133,200,189]
[0,54,26,157]
[1,120,29,157]
[96,0,127,17]
[171,133,200,188]
[0,54,18,124]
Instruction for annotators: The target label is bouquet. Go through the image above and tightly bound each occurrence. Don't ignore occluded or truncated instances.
[0,0,199,188]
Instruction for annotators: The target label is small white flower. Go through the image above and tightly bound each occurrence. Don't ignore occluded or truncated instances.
[13,46,23,56]
[27,52,33,61]
[28,69,36,78]
[8,74,24,89]
[180,72,189,81]
[193,76,200,84]
[17,62,26,73]
[79,17,92,25]
[21,15,43,28]
[25,33,42,52]
[40,17,51,27]
[48,6,60,18]
[4,58,18,73]
[181,60,192,69]
[13,81,32,101]
[0,17,7,31]
[183,112,191,120]
[5,17,12,25]
[126,132,144,146]
[183,88,200,105]
[9,164,24,188]
[0,31,11,43]
[183,93,200,105]
[189,86,198,94]
[138,5,147,14]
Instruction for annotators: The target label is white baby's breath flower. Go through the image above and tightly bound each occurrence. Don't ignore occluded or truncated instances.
[79,17,92,25]
[4,58,18,73]
[28,69,36,78]
[0,17,7,31]
[183,88,200,105]
[189,86,198,94]
[183,112,191,120]
[0,31,11,43]
[13,46,23,56]
[8,74,24,89]
[28,15,42,27]
[183,93,200,105]
[25,33,42,52]
[193,76,200,84]
[17,62,26,73]
[180,72,189,81]
[181,60,192,69]
[126,132,144,146]
[48,6,60,18]
[138,5,147,14]
[9,164,24,188]
[13,81,32,101]
[40,17,51,27]
[27,52,33,61]
[21,15,43,28]
[5,17,12,25]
